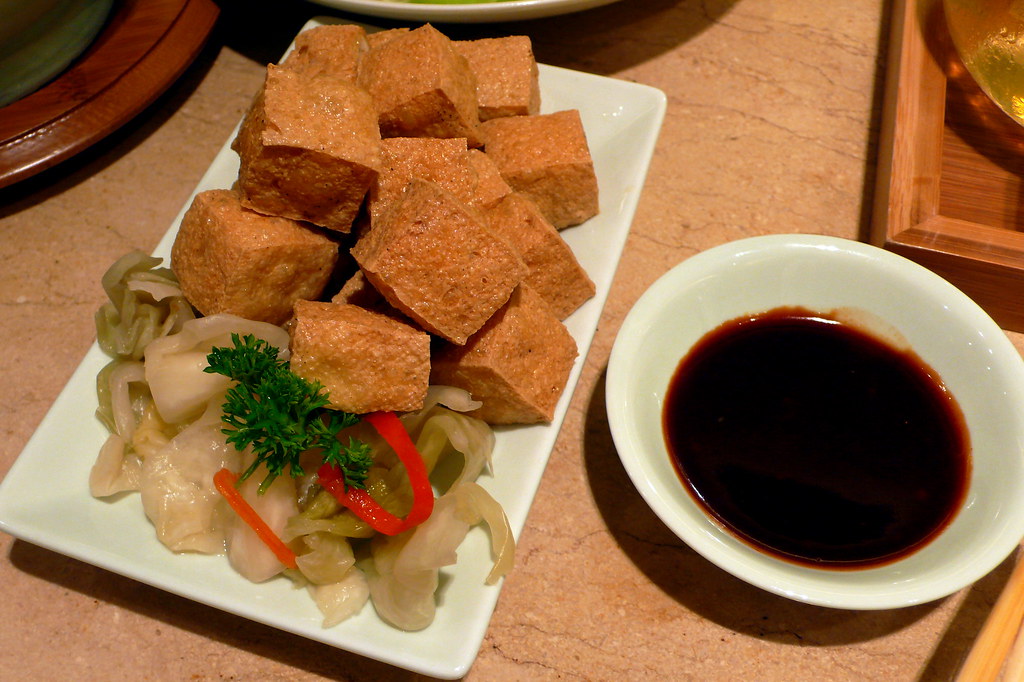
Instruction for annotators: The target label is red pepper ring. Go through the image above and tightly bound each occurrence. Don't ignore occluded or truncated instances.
[317,411,435,536]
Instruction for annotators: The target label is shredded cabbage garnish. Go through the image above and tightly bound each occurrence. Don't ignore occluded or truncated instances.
[90,252,515,631]
[95,250,194,361]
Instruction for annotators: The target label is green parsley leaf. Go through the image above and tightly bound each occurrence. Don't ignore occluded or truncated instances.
[205,333,373,494]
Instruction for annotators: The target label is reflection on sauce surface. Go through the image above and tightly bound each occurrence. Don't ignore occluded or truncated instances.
[662,307,971,569]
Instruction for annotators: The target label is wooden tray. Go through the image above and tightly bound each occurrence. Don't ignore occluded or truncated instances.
[0,0,219,189]
[871,0,1024,332]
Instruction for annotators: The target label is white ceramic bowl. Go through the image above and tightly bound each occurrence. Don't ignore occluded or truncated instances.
[606,234,1024,610]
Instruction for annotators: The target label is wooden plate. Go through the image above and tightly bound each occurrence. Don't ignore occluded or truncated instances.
[0,0,219,189]
[871,0,1024,332]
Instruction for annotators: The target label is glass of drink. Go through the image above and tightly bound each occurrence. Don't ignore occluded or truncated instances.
[944,0,1024,125]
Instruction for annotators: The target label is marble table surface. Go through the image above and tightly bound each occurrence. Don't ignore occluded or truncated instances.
[2,0,1021,679]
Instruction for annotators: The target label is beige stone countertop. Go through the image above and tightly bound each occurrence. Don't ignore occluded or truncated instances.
[2,0,1022,679]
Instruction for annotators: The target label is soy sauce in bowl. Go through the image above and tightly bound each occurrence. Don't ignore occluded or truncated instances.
[662,306,971,569]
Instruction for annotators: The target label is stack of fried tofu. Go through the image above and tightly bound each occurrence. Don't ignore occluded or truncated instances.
[170,23,600,425]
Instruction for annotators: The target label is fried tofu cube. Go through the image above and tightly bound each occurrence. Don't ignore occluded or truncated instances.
[358,24,481,147]
[455,36,540,121]
[485,193,595,319]
[480,109,599,228]
[365,27,409,50]
[466,149,512,209]
[367,137,477,223]
[280,24,368,83]
[430,286,578,424]
[232,64,381,233]
[351,178,525,345]
[289,301,430,414]
[331,269,389,312]
[366,138,510,223]
[170,189,338,325]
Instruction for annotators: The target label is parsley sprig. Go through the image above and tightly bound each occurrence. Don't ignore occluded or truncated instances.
[205,333,373,494]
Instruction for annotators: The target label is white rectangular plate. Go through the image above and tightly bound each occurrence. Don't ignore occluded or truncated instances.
[0,19,666,679]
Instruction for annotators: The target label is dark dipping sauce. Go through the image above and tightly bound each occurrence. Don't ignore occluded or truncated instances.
[663,307,971,569]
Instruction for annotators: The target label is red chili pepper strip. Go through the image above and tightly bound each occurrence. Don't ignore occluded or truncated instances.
[213,468,298,569]
[317,467,404,535]
[365,411,435,528]
[317,411,434,536]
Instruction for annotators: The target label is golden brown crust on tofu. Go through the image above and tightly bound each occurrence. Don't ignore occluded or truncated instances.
[365,27,409,50]
[480,109,599,229]
[232,64,381,233]
[170,189,338,325]
[280,24,368,83]
[357,24,482,147]
[366,139,511,225]
[485,193,595,319]
[430,286,578,424]
[329,270,409,324]
[331,269,386,308]
[454,36,540,121]
[351,178,525,345]
[367,137,477,223]
[465,149,512,210]
[289,301,430,414]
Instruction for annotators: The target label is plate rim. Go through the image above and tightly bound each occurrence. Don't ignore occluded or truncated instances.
[304,0,624,23]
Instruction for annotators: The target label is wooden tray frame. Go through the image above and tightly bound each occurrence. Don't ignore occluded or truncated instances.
[0,0,219,189]
[872,0,1024,332]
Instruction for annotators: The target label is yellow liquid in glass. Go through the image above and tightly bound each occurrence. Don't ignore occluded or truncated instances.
[945,0,1024,124]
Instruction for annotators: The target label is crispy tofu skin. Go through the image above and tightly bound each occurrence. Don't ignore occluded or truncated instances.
[365,27,409,50]
[357,24,482,147]
[485,193,595,319]
[455,36,541,121]
[232,64,381,233]
[170,189,338,325]
[430,286,578,424]
[331,269,387,309]
[289,301,430,414]
[351,178,525,345]
[480,109,599,229]
[367,138,511,224]
[367,137,476,223]
[280,24,368,83]
[465,149,512,209]
[167,23,602,429]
